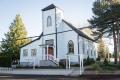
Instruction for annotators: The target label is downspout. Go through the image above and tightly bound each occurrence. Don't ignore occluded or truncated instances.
[42,11,44,60]
[78,35,80,63]
[55,8,58,58]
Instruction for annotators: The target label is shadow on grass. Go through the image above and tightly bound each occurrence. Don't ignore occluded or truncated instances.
[85,62,120,73]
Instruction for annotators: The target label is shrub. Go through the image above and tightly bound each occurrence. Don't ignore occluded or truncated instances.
[103,58,108,66]
[84,56,95,66]
[0,55,12,67]
[59,59,68,68]
[96,55,101,61]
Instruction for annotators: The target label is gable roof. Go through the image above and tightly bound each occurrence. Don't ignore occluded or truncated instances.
[62,20,95,41]
[20,20,94,49]
[20,32,43,48]
[42,4,56,11]
[79,26,95,40]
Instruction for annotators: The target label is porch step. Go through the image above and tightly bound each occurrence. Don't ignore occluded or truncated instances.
[39,60,58,67]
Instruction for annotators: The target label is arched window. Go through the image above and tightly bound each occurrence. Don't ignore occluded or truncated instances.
[47,16,52,26]
[68,40,74,54]
[87,50,89,55]
[91,50,92,56]
[94,51,96,56]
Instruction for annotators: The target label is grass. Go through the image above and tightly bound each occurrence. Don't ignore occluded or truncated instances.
[86,62,120,73]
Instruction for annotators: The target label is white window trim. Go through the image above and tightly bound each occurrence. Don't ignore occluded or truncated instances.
[23,49,28,57]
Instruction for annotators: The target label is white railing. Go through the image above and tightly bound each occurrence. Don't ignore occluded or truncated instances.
[20,54,59,69]
[48,54,53,60]
[45,54,59,66]
[0,67,13,72]
[66,54,84,75]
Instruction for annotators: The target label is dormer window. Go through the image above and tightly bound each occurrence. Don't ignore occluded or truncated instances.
[47,16,52,27]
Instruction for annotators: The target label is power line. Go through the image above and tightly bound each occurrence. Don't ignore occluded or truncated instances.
[0,36,40,42]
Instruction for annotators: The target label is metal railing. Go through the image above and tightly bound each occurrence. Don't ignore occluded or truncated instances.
[0,67,13,72]
[46,54,59,66]
[66,54,84,75]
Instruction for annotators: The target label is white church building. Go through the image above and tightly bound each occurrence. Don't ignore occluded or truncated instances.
[20,4,97,67]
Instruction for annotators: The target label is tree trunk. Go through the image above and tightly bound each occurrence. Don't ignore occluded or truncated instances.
[116,21,120,63]
[117,30,120,63]
[113,27,118,64]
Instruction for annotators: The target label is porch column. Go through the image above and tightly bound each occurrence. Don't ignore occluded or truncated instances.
[46,45,48,60]
[79,54,84,75]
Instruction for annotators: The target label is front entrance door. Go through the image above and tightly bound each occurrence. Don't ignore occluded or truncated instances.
[45,47,54,55]
[45,39,54,60]
[48,47,54,55]
[45,46,54,60]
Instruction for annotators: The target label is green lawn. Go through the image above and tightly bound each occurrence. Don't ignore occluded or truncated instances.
[86,62,120,72]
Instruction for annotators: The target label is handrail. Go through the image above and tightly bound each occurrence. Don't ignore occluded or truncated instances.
[66,53,84,75]
[46,54,59,66]
[48,54,54,60]
[45,54,57,60]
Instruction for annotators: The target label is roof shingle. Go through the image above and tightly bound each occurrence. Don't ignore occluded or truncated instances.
[62,20,95,41]
[42,4,56,11]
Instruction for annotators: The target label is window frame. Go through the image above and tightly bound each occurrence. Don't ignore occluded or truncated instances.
[68,40,74,54]
[23,49,28,57]
[47,16,52,27]
[91,50,93,56]
[31,49,37,57]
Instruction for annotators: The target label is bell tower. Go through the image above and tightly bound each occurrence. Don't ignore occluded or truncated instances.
[42,4,63,59]
[42,4,63,35]
[42,4,56,35]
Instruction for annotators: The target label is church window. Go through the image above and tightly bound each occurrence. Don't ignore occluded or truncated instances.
[68,40,74,54]
[23,49,28,57]
[47,16,52,26]
[87,50,89,55]
[91,50,93,56]
[45,39,54,46]
[94,51,96,56]
[31,49,37,56]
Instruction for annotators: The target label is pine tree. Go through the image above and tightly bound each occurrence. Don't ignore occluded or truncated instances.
[1,14,30,60]
[88,0,120,64]
[105,46,110,61]
[97,38,106,59]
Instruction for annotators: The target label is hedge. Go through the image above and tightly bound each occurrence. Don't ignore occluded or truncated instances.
[0,55,12,67]
[84,56,95,66]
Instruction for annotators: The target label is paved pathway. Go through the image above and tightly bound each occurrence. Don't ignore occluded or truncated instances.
[0,68,82,76]
[1,67,120,76]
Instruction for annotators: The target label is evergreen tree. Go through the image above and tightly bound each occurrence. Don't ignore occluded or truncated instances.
[105,46,110,61]
[97,38,106,59]
[1,14,30,60]
[88,0,120,64]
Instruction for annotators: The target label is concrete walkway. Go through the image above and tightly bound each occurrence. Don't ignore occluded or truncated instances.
[0,68,82,76]
[1,67,120,76]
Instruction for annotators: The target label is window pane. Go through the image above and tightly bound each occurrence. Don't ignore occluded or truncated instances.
[23,49,28,57]
[45,39,54,46]
[31,49,37,56]
[68,40,74,53]
[47,16,52,26]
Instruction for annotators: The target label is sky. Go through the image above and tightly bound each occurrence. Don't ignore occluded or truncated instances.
[0,0,95,41]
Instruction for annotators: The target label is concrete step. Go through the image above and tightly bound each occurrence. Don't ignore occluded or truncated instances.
[39,60,58,67]
[20,60,59,67]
